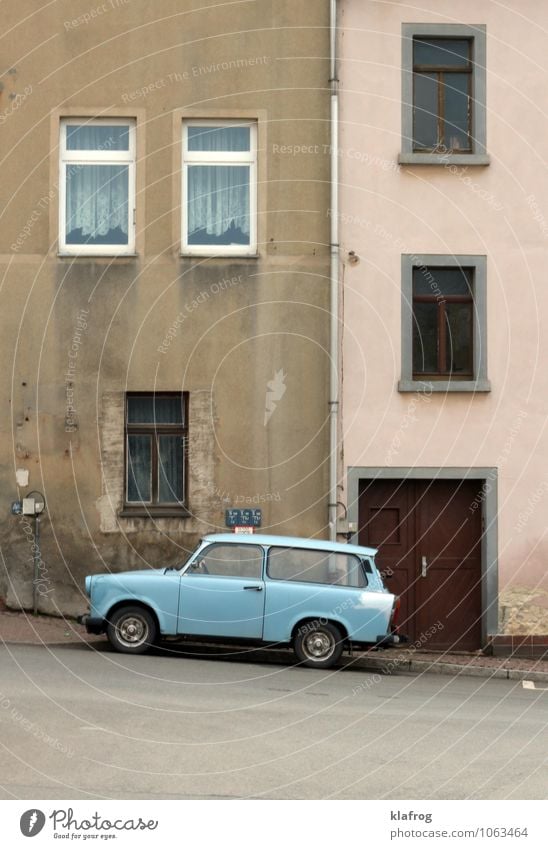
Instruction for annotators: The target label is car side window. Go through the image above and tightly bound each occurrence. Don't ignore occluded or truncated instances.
[267,548,367,588]
[188,544,263,579]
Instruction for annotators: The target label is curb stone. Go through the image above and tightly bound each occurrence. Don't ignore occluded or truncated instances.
[344,655,548,683]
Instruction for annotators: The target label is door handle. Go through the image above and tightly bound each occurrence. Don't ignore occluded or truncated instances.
[243,585,263,591]
[421,556,427,578]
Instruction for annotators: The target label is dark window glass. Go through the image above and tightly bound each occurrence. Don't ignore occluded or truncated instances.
[445,303,473,373]
[413,302,439,374]
[412,268,473,378]
[127,435,151,502]
[127,395,184,424]
[444,73,471,151]
[158,435,184,502]
[413,39,471,68]
[413,74,438,149]
[125,394,187,508]
[412,38,472,152]
[413,267,472,296]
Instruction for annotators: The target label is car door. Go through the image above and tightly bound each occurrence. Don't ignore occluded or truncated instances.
[177,542,265,639]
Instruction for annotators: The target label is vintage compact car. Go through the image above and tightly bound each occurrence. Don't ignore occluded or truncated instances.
[79,533,403,668]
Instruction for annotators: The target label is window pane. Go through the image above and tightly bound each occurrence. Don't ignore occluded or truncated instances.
[158,435,183,502]
[413,302,438,374]
[187,165,250,245]
[267,548,365,587]
[413,73,438,150]
[326,553,366,587]
[414,38,470,68]
[66,124,129,151]
[443,72,471,150]
[196,544,263,579]
[445,303,473,374]
[66,164,128,245]
[187,125,250,152]
[127,435,151,502]
[413,267,472,297]
[127,396,184,424]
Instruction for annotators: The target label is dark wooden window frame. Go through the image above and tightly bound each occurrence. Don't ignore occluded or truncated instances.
[120,392,190,518]
[412,37,473,153]
[412,268,474,379]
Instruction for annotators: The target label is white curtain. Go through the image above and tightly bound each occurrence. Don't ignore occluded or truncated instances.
[66,124,129,151]
[187,165,249,242]
[187,125,251,244]
[66,164,128,242]
[187,125,249,152]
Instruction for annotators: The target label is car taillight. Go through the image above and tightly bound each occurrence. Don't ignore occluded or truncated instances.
[390,596,401,632]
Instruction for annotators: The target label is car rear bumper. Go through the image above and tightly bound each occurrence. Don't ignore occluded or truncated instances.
[375,632,408,648]
[77,614,105,635]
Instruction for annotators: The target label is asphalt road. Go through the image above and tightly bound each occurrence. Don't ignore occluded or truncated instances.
[0,642,546,800]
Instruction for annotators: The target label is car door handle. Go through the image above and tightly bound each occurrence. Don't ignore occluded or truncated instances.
[243,585,263,591]
[421,556,427,578]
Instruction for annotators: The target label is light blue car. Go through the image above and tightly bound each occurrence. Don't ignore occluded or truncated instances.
[79,533,403,668]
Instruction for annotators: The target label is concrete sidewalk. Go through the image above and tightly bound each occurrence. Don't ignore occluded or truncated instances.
[1,606,548,683]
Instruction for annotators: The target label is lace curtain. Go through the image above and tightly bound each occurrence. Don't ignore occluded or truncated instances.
[65,124,129,245]
[187,125,251,245]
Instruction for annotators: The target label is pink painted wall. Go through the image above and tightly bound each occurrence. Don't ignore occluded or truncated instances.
[339,1,548,632]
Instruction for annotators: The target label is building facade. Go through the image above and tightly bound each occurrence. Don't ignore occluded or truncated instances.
[338,1,548,649]
[1,1,331,614]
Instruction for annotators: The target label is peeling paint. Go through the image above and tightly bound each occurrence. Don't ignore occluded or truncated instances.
[500,587,548,634]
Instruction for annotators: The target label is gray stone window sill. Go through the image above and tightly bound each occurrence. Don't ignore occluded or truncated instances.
[179,252,259,259]
[398,153,490,167]
[398,379,491,393]
[57,253,138,260]
[119,507,191,518]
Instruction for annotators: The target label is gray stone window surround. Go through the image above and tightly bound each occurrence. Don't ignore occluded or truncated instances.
[346,466,499,641]
[399,253,490,393]
[400,23,489,166]
[97,389,219,533]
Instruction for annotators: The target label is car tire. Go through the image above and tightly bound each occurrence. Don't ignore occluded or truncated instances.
[107,606,157,655]
[293,621,344,669]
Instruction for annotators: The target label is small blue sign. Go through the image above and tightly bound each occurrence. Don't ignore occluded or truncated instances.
[225,508,262,528]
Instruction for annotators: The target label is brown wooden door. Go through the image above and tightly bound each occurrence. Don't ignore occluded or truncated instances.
[358,478,483,651]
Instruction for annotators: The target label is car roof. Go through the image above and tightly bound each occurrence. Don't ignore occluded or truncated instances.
[200,533,377,557]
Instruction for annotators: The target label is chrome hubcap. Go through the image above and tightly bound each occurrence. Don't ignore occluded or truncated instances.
[118,616,148,647]
[303,631,335,660]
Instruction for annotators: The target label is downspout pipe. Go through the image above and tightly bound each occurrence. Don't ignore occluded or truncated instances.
[328,0,339,540]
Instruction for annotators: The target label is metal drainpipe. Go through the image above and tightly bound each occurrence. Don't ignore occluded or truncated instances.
[329,0,339,541]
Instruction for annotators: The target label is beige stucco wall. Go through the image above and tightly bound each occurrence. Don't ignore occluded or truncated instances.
[339,0,548,634]
[0,1,331,614]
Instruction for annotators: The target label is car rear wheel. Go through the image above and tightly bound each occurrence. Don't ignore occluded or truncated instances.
[293,621,344,669]
[107,606,157,654]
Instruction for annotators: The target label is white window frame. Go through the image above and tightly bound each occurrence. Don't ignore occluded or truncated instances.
[59,118,136,256]
[182,119,257,256]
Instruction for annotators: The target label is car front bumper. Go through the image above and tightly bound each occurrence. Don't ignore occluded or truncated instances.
[77,613,105,635]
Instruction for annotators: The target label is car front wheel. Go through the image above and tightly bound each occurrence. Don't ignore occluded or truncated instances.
[293,621,344,669]
[107,606,157,654]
